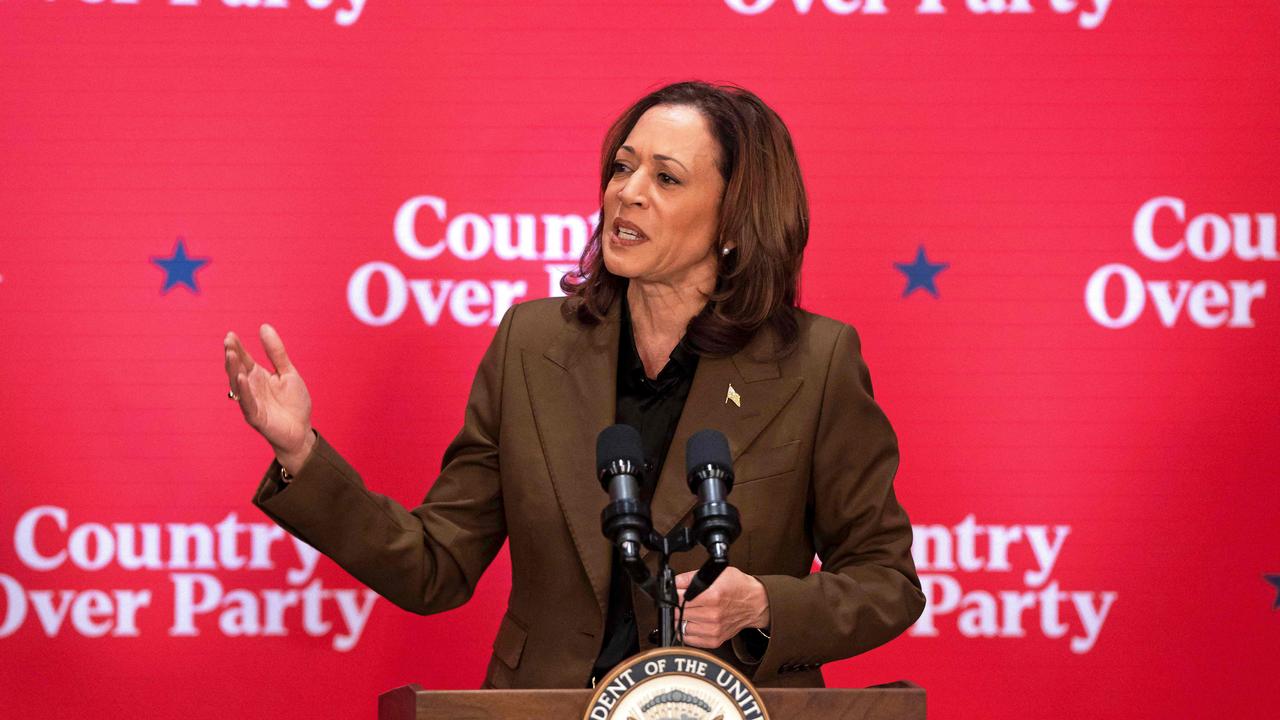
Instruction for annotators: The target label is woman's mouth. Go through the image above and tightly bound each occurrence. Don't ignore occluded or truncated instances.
[611,221,648,247]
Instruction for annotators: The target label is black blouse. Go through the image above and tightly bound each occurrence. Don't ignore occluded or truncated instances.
[590,296,699,682]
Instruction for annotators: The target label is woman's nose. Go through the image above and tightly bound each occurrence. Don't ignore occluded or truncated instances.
[617,173,649,207]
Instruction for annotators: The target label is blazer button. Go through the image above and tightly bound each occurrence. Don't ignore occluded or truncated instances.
[648,629,660,644]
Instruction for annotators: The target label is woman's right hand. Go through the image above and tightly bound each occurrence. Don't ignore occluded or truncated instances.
[223,324,316,474]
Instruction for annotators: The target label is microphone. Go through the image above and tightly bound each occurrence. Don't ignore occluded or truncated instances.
[683,429,742,602]
[596,424,652,566]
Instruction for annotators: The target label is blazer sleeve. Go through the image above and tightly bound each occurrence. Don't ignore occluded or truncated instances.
[749,322,925,682]
[249,304,516,615]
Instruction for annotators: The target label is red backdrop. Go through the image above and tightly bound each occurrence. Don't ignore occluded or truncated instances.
[1,1,1277,718]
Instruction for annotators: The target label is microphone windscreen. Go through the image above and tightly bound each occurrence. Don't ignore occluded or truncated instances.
[596,424,645,478]
[685,429,732,475]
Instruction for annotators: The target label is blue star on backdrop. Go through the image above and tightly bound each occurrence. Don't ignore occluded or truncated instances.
[894,244,949,298]
[150,237,210,294]
[1266,574,1280,610]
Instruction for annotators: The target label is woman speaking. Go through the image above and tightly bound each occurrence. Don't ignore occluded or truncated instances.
[222,81,924,689]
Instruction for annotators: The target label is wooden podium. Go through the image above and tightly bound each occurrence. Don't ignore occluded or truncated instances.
[379,682,925,719]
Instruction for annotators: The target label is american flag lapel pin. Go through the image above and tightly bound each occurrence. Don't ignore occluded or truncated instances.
[725,382,741,408]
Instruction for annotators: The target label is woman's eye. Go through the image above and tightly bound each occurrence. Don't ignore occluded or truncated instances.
[612,161,630,174]
[658,173,679,185]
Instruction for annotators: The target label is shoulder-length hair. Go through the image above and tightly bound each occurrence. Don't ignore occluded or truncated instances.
[560,81,809,358]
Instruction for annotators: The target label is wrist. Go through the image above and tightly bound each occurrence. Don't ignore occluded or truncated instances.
[748,575,771,630]
[275,428,316,476]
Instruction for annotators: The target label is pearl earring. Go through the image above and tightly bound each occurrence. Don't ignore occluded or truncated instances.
[721,246,732,256]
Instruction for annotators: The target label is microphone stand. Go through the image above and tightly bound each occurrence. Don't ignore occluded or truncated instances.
[618,526,730,647]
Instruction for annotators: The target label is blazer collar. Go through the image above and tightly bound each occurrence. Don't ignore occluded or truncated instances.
[523,298,802,614]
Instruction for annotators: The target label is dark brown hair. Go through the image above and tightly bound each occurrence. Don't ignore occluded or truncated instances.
[560,81,809,358]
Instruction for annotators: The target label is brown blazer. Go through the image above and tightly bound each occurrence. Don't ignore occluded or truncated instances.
[252,296,924,689]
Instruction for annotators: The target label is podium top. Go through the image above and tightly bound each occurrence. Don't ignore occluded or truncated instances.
[378,683,925,720]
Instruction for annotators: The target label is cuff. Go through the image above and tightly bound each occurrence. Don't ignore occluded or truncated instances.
[251,429,339,514]
[747,573,816,684]
[731,627,770,665]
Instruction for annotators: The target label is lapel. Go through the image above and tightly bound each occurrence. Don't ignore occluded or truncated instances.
[643,330,803,553]
[522,298,804,612]
[522,300,620,615]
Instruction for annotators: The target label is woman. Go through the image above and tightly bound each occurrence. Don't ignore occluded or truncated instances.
[223,81,924,689]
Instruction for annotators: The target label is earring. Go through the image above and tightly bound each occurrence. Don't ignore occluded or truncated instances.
[721,246,732,256]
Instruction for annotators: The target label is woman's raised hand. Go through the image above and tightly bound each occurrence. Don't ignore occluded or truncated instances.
[223,324,316,473]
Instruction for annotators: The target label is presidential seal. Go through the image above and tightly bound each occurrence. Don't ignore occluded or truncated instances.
[583,647,769,720]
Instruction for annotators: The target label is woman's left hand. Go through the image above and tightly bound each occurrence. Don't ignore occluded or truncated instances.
[674,567,771,648]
